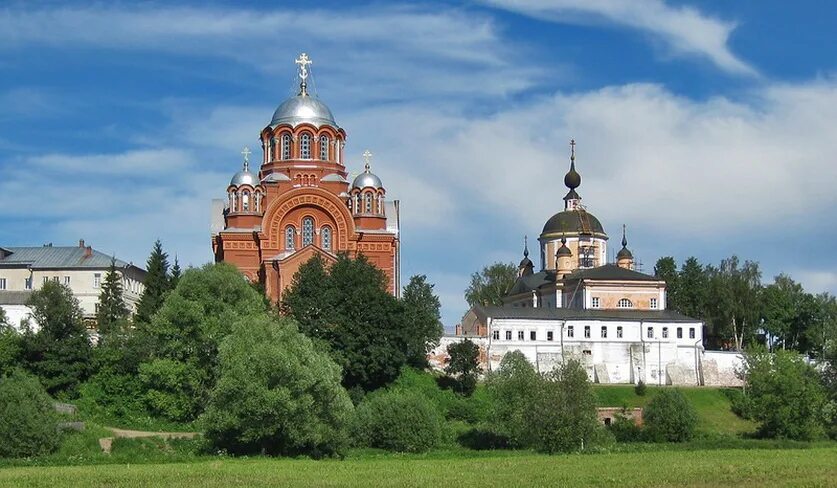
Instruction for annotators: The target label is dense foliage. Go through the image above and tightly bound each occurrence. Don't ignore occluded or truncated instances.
[135,240,171,324]
[282,253,442,394]
[351,389,444,453]
[0,370,60,458]
[96,258,129,334]
[21,282,92,397]
[739,348,827,440]
[445,339,481,396]
[203,315,353,457]
[643,389,698,442]
[464,262,517,307]
[401,275,444,368]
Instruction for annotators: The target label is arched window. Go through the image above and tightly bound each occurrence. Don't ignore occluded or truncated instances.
[281,134,291,160]
[228,192,236,212]
[300,133,312,159]
[254,191,261,212]
[242,190,250,211]
[355,194,361,214]
[269,138,277,161]
[335,140,341,163]
[319,135,329,160]
[285,226,296,250]
[302,217,314,247]
[364,193,372,213]
[618,298,633,309]
[321,226,332,250]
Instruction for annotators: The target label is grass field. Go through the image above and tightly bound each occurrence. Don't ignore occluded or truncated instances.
[1,447,834,487]
[593,385,756,435]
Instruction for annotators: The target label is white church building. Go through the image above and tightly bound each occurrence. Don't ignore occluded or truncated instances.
[432,141,742,387]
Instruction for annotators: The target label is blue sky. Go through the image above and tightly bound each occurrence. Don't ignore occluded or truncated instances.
[1,1,836,327]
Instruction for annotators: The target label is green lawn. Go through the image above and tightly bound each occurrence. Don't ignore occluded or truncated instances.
[594,385,757,435]
[1,447,834,487]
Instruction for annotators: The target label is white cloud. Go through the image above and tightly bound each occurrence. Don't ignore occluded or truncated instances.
[482,0,756,75]
[791,270,837,295]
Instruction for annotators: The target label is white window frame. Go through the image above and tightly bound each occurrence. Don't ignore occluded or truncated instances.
[319,135,329,160]
[647,326,653,339]
[300,133,312,159]
[0,278,6,290]
[93,273,101,288]
[662,327,669,339]
[567,326,574,338]
[617,326,623,338]
[650,297,658,309]
[505,330,512,340]
[64,276,70,286]
[584,326,591,338]
[492,330,499,340]
[618,298,633,309]
[591,297,600,308]
[547,331,554,341]
[600,326,607,338]
[281,134,291,160]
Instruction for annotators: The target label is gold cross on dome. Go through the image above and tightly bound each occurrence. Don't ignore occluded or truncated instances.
[362,149,372,171]
[295,53,312,81]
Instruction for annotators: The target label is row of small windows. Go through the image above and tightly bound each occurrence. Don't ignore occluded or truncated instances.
[295,174,317,186]
[589,297,658,309]
[228,190,263,213]
[348,191,385,215]
[269,133,341,162]
[491,325,696,341]
[285,217,332,251]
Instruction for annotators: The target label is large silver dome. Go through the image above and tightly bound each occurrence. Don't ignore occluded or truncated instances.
[230,169,258,187]
[352,171,383,190]
[270,95,337,127]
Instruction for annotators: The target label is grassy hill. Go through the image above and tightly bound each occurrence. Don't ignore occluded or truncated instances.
[594,385,757,435]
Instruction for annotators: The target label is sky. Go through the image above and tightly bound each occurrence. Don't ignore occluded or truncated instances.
[1,0,836,328]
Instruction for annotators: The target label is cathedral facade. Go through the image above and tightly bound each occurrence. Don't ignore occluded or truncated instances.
[211,54,400,302]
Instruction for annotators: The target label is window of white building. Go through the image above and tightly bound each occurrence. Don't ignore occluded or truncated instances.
[592,297,600,308]
[43,276,49,284]
[662,327,669,338]
[601,326,607,338]
[24,277,32,290]
[677,327,683,339]
[647,326,653,338]
[650,298,658,309]
[618,298,633,308]
[64,276,70,286]
[547,331,554,341]
[689,328,695,339]
[617,326,623,338]
[530,331,536,341]
[0,278,6,290]
[567,326,574,338]
[93,273,101,288]
[492,330,499,340]
[505,330,512,340]
[584,326,591,338]
[518,331,524,341]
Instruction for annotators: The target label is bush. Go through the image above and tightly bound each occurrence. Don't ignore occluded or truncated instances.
[635,380,647,396]
[78,369,147,423]
[203,315,353,457]
[608,410,645,442]
[351,390,443,453]
[0,370,61,458]
[457,426,510,450]
[644,389,698,442]
[485,351,540,447]
[139,359,205,422]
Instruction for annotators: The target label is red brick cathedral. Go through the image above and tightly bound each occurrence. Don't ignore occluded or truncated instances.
[211,53,401,302]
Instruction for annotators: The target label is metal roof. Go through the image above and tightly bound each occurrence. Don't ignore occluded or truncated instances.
[472,304,699,323]
[0,291,33,305]
[0,246,143,271]
[563,264,659,282]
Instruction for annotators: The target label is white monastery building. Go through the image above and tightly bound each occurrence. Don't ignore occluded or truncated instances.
[0,240,146,331]
[433,141,742,387]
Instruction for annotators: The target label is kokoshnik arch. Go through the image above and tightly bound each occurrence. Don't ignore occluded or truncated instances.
[211,53,401,302]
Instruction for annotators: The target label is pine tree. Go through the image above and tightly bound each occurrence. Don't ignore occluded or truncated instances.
[169,256,182,290]
[135,240,170,324]
[96,257,129,334]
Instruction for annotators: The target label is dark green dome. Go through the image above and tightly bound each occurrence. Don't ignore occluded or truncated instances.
[616,246,633,259]
[540,209,607,239]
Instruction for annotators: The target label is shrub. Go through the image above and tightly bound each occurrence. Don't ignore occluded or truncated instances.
[203,315,352,457]
[485,351,540,447]
[635,380,647,396]
[457,426,510,450]
[608,410,644,442]
[351,390,443,453]
[644,388,698,442]
[0,370,61,458]
[139,359,205,422]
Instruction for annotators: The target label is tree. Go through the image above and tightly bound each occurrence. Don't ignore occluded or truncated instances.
[0,307,8,327]
[761,274,817,352]
[643,389,698,442]
[486,351,540,447]
[169,256,182,289]
[0,370,61,458]
[678,257,709,320]
[705,256,761,350]
[135,239,171,324]
[445,339,481,396]
[22,281,91,397]
[465,262,517,307]
[0,318,22,376]
[283,253,413,394]
[531,360,599,453]
[96,257,129,334]
[401,275,444,368]
[808,293,837,360]
[203,314,353,457]
[654,257,679,311]
[740,347,827,440]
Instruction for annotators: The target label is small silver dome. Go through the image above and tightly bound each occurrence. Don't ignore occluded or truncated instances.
[270,95,337,128]
[230,170,258,187]
[352,171,383,190]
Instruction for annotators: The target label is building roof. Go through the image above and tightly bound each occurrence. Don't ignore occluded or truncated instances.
[563,263,659,282]
[507,270,556,296]
[270,94,337,128]
[0,246,142,271]
[0,290,33,305]
[540,209,607,239]
[472,304,699,323]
